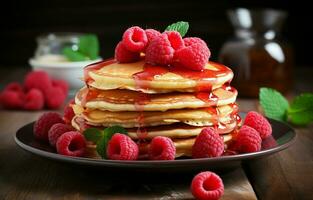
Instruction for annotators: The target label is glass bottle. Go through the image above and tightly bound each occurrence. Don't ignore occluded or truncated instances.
[219,8,293,97]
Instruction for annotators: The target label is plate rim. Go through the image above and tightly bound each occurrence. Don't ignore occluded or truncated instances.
[14,118,297,168]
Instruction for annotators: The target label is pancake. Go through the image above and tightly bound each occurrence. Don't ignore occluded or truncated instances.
[72,103,239,128]
[75,86,237,112]
[84,135,233,159]
[84,59,233,93]
[72,115,240,139]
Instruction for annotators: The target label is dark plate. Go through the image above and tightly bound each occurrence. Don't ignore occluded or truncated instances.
[15,116,296,173]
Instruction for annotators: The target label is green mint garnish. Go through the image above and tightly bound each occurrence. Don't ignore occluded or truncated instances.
[83,125,128,159]
[259,87,313,126]
[83,128,103,143]
[165,21,189,37]
[287,93,313,125]
[63,34,99,62]
[259,87,289,121]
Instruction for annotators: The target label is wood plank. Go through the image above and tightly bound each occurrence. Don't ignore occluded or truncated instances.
[243,125,313,200]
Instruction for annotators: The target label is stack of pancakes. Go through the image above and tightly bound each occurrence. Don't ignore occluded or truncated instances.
[72,59,240,158]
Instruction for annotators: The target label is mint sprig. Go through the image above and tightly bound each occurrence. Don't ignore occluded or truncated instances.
[83,125,127,158]
[260,88,289,121]
[288,93,313,125]
[259,87,313,126]
[165,21,189,37]
[63,34,99,62]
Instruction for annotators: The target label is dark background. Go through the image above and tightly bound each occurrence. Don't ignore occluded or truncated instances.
[1,0,312,67]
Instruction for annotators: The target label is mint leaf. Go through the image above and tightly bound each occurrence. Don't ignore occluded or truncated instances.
[63,47,88,61]
[78,34,99,60]
[96,138,106,159]
[287,93,313,125]
[96,126,128,158]
[165,21,189,37]
[83,128,103,143]
[259,87,289,121]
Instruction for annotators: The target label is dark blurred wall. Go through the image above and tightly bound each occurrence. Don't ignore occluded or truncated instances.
[0,0,311,67]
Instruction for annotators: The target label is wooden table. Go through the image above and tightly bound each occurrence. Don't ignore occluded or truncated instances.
[0,68,312,200]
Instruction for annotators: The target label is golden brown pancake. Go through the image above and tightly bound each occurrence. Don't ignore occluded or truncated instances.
[72,103,238,128]
[84,60,233,93]
[75,86,237,112]
[71,115,240,139]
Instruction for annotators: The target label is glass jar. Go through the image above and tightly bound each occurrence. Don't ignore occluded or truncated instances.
[34,33,84,62]
[219,8,293,98]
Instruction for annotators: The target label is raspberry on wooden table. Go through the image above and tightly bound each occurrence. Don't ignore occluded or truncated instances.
[24,71,52,93]
[191,171,224,200]
[23,88,44,110]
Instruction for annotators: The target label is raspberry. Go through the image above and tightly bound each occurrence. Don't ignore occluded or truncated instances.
[4,82,24,93]
[52,79,69,96]
[45,86,66,109]
[0,90,24,109]
[33,112,64,141]
[183,37,208,48]
[63,99,75,124]
[23,88,44,110]
[48,123,74,147]
[145,29,161,43]
[122,26,148,52]
[115,41,140,63]
[164,31,184,50]
[191,171,224,200]
[107,133,139,160]
[174,40,210,71]
[192,128,224,158]
[24,71,52,92]
[148,136,176,160]
[145,33,175,66]
[244,111,272,139]
[56,131,86,157]
[233,125,262,153]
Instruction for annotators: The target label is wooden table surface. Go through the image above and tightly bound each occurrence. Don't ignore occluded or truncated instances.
[0,68,313,200]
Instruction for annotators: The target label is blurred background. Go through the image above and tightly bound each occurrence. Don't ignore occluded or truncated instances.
[1,0,312,66]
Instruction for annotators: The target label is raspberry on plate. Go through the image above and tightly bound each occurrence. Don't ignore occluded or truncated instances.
[0,90,24,109]
[148,136,176,160]
[48,123,74,147]
[115,41,141,63]
[191,171,224,200]
[24,88,44,110]
[145,33,175,66]
[33,112,64,141]
[107,133,139,160]
[122,26,148,52]
[45,86,66,109]
[174,41,210,71]
[244,111,272,139]
[192,128,224,158]
[56,131,86,157]
[145,29,161,43]
[63,99,75,124]
[24,71,52,92]
[233,125,262,153]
